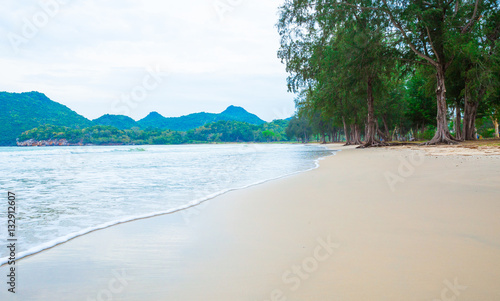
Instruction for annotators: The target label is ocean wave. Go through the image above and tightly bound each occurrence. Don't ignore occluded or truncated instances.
[0,145,337,266]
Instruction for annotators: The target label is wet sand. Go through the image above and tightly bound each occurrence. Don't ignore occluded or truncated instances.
[1,146,499,300]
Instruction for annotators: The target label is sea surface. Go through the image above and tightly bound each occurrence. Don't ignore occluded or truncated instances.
[0,144,334,264]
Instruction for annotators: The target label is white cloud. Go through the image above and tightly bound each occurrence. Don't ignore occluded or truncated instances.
[0,0,295,122]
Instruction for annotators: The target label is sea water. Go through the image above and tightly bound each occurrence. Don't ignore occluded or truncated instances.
[0,144,334,264]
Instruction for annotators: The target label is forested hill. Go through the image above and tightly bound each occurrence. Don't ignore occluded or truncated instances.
[0,91,92,146]
[93,114,140,130]
[0,92,272,146]
[219,105,266,125]
[137,105,266,131]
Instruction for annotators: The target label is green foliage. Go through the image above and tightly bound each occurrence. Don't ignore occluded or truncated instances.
[260,119,289,142]
[219,106,266,125]
[18,119,291,146]
[262,130,276,141]
[137,106,265,131]
[21,125,83,143]
[286,115,312,142]
[277,0,500,144]
[93,114,139,130]
[184,119,288,143]
[1,92,281,146]
[0,91,92,145]
[418,126,437,141]
[277,0,407,144]
[404,69,437,130]
[476,117,495,138]
[185,120,254,142]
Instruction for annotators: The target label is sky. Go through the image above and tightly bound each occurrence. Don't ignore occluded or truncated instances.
[0,0,296,122]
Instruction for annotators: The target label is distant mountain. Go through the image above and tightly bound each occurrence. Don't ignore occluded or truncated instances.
[0,91,269,145]
[138,105,265,131]
[0,92,92,145]
[219,105,265,125]
[93,114,139,130]
[136,111,167,128]
[137,111,213,131]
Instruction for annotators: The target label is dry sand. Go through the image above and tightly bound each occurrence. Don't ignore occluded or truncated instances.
[1,145,499,300]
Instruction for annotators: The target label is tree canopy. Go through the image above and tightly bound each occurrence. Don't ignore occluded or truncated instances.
[18,120,292,146]
[278,0,500,145]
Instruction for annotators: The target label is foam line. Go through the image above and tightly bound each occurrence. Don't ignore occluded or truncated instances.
[0,146,338,266]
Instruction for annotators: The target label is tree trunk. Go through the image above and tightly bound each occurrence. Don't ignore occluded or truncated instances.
[349,125,354,143]
[462,82,480,141]
[455,102,462,140]
[392,125,398,141]
[351,124,362,145]
[427,65,457,144]
[463,101,478,140]
[362,77,378,147]
[382,115,390,141]
[495,119,499,139]
[491,116,499,138]
[342,116,351,145]
[364,123,367,141]
[377,122,388,142]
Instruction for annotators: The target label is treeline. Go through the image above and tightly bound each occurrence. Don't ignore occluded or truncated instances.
[277,0,500,146]
[18,120,291,145]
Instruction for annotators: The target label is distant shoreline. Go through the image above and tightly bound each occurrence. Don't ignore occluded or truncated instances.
[9,138,500,152]
[13,139,304,147]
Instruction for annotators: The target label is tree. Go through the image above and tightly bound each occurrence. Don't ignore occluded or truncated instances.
[278,0,499,145]
[379,0,497,143]
[278,0,401,147]
[286,115,313,142]
[405,68,438,135]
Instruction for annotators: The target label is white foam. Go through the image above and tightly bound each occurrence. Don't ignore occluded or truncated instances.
[0,145,338,266]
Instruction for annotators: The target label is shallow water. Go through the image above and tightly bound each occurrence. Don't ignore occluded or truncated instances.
[0,144,333,263]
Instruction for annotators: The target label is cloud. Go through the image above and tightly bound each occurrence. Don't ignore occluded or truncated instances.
[0,0,295,122]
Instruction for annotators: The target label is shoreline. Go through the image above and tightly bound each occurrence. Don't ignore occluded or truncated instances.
[3,141,316,148]
[1,145,499,300]
[8,136,500,148]
[0,144,338,267]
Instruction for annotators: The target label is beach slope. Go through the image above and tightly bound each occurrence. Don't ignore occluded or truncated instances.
[1,146,499,300]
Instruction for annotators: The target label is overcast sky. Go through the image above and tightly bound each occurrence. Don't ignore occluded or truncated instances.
[0,0,295,121]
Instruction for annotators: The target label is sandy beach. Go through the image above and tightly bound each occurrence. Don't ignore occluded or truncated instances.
[2,145,500,300]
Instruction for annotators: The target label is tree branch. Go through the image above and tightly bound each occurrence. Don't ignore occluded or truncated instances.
[380,0,438,67]
[445,54,455,70]
[425,25,440,63]
[335,1,380,11]
[418,22,431,58]
[461,0,481,33]
[453,0,459,17]
[395,57,433,66]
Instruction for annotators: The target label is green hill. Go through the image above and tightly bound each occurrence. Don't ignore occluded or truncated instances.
[0,92,92,145]
[18,119,291,146]
[0,92,269,145]
[218,105,265,125]
[136,111,171,129]
[93,114,139,130]
[138,106,265,131]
